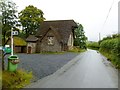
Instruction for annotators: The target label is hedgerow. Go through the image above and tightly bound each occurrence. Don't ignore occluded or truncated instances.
[99,36,120,69]
[87,42,100,50]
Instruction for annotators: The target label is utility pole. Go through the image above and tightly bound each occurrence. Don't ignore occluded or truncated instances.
[11,29,13,56]
[8,30,19,72]
[99,33,101,41]
[99,33,101,45]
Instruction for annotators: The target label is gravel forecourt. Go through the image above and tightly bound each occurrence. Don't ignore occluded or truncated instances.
[4,52,79,82]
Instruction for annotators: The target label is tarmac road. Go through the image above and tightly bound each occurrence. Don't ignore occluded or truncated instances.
[26,49,118,88]
[3,52,79,81]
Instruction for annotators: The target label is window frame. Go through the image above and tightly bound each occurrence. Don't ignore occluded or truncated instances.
[47,36,54,45]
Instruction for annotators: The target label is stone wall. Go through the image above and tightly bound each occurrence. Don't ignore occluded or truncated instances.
[27,42,37,53]
[67,33,74,50]
[40,30,61,52]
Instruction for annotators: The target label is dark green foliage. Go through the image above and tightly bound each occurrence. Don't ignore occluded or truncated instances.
[100,39,117,52]
[99,34,120,44]
[1,0,18,46]
[0,15,2,45]
[19,5,45,38]
[0,0,19,71]
[87,41,100,50]
[74,24,87,49]
[99,34,120,68]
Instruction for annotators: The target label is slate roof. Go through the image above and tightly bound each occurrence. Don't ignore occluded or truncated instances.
[26,35,38,42]
[36,20,77,43]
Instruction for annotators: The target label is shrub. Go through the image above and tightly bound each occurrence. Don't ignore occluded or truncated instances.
[68,46,86,53]
[2,69,33,89]
[99,37,120,69]
[0,70,1,89]
[87,42,99,50]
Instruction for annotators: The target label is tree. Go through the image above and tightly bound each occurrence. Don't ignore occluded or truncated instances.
[1,0,18,46]
[74,24,87,49]
[0,0,18,71]
[19,5,45,38]
[0,14,2,44]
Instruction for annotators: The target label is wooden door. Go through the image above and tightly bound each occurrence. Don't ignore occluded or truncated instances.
[28,46,32,54]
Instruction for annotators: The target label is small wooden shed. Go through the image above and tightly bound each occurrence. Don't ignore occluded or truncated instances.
[7,36,27,53]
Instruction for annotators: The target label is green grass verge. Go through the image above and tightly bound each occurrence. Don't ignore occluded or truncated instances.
[68,47,86,53]
[87,47,99,50]
[99,50,120,69]
[0,70,2,89]
[40,52,64,54]
[2,69,33,89]
[36,47,86,54]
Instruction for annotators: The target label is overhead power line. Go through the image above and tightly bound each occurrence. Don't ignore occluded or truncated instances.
[102,0,115,31]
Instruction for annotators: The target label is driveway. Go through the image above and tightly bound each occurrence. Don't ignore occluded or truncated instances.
[4,52,79,81]
[26,50,118,88]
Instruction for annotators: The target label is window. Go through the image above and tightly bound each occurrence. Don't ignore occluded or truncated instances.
[48,36,54,45]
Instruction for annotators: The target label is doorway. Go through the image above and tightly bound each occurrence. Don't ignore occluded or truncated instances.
[28,46,32,54]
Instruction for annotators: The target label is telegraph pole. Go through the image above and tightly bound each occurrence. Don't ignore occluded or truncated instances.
[99,33,101,41]
[8,30,19,72]
[11,29,13,56]
[99,33,101,45]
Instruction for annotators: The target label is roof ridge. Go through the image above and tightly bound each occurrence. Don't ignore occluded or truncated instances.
[44,19,74,22]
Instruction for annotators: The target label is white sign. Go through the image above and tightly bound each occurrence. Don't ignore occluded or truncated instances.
[5,45,10,48]
[0,46,2,50]
[12,31,18,35]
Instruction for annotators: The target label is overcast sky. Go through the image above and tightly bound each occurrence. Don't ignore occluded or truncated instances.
[12,0,119,41]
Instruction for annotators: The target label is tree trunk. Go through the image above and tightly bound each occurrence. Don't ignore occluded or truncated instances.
[2,50,5,71]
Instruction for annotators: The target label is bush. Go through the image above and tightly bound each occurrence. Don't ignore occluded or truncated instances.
[0,70,1,89]
[87,42,99,50]
[68,46,86,53]
[2,69,33,89]
[99,37,120,69]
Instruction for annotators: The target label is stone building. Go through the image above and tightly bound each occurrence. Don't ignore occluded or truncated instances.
[26,20,77,53]
[26,35,38,54]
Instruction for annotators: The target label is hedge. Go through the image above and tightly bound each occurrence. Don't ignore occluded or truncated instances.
[99,38,120,68]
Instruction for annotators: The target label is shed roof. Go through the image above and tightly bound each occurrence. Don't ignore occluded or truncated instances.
[14,37,27,46]
[26,35,38,42]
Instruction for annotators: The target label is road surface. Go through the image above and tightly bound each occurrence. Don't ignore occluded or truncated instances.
[26,49,118,88]
[4,52,78,81]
